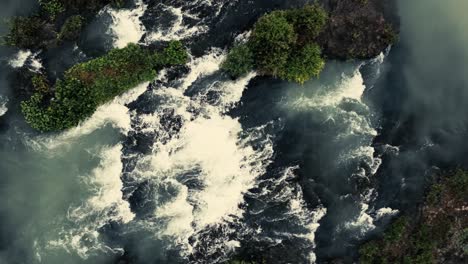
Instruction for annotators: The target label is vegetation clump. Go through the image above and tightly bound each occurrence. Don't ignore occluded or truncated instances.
[222,4,327,84]
[222,1,397,84]
[359,170,468,264]
[2,0,125,49]
[39,0,65,21]
[58,15,83,41]
[21,42,188,131]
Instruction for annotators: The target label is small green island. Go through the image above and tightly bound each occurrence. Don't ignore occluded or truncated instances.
[222,2,397,84]
[21,42,188,131]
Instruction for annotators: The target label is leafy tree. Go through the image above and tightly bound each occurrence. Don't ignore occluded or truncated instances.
[31,74,50,93]
[279,43,325,84]
[39,0,65,21]
[58,15,83,41]
[3,16,48,49]
[221,44,254,78]
[249,11,296,76]
[284,4,328,43]
[156,40,189,66]
[223,5,329,84]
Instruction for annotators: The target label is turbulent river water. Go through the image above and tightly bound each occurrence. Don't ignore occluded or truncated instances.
[1,0,468,263]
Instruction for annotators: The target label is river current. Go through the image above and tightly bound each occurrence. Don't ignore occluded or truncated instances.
[1,0,467,263]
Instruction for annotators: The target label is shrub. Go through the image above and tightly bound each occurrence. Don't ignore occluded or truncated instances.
[31,74,50,93]
[39,0,65,21]
[223,5,328,83]
[221,44,254,78]
[279,43,325,84]
[3,16,47,49]
[284,4,328,42]
[249,11,296,75]
[21,42,188,131]
[58,15,83,41]
[157,40,190,66]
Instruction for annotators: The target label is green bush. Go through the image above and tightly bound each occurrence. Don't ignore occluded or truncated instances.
[223,5,328,83]
[3,16,47,49]
[359,241,380,264]
[279,43,324,84]
[31,74,50,93]
[58,15,83,41]
[221,44,254,78]
[285,4,328,42]
[39,0,65,20]
[21,42,188,131]
[249,11,296,75]
[156,40,190,66]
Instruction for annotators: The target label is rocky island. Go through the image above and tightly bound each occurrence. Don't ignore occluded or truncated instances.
[222,0,398,84]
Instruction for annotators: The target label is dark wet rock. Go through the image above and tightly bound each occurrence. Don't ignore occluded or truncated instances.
[318,0,399,60]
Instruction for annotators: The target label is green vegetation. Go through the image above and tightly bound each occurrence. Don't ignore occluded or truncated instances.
[58,15,83,41]
[222,4,327,84]
[2,0,124,49]
[249,11,297,76]
[3,16,48,49]
[221,44,254,78]
[359,170,468,264]
[284,4,328,43]
[21,42,188,131]
[278,43,324,84]
[39,0,65,21]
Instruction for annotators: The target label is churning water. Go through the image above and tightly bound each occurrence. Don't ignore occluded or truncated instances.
[1,0,468,263]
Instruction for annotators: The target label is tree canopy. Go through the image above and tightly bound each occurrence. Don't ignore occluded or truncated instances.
[222,4,328,84]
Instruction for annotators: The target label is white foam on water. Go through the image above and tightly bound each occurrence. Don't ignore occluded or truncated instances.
[286,59,390,241]
[9,50,32,68]
[124,49,272,256]
[47,145,133,258]
[107,0,147,48]
[375,207,399,220]
[281,167,327,264]
[9,50,43,71]
[29,52,43,72]
[181,50,224,90]
[290,68,366,109]
[342,203,376,235]
[146,6,208,42]
[288,67,380,176]
[0,95,8,116]
[341,204,400,237]
[28,81,149,151]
